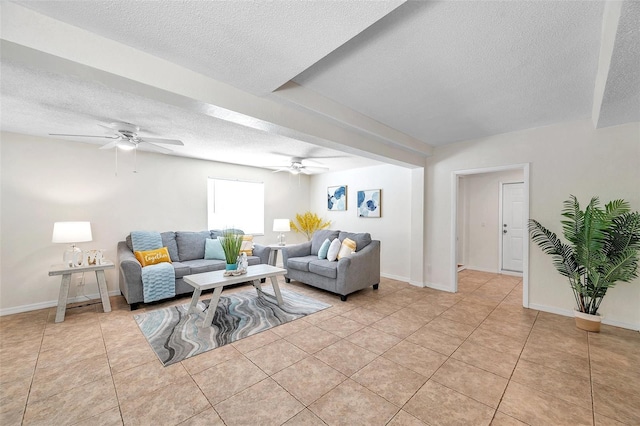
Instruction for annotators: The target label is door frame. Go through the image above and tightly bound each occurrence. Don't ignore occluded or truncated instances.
[451,163,530,308]
[498,181,525,275]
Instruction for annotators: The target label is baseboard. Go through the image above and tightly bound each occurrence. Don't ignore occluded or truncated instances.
[528,303,639,331]
[425,282,454,293]
[464,266,499,274]
[500,270,523,277]
[380,272,410,283]
[0,290,121,317]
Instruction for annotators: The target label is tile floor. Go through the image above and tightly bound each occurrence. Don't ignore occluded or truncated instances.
[1,270,639,425]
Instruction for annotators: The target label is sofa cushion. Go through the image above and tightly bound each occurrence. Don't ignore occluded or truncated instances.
[309,260,338,279]
[339,232,372,251]
[170,261,191,279]
[311,230,340,255]
[161,232,179,262]
[182,259,226,274]
[134,247,172,267]
[204,238,226,260]
[337,238,356,260]
[210,229,224,239]
[176,231,210,261]
[287,255,317,272]
[317,238,331,259]
[327,238,342,261]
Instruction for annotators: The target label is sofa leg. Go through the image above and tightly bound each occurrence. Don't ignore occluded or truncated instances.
[129,303,140,311]
[260,278,266,283]
[340,295,348,302]
[373,284,379,290]
[285,278,291,283]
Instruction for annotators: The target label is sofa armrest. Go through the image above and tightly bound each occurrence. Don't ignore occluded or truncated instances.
[282,242,312,265]
[117,241,142,303]
[252,244,271,265]
[337,240,381,294]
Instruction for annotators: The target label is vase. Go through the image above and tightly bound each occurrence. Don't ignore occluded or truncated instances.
[574,311,602,332]
[225,263,238,271]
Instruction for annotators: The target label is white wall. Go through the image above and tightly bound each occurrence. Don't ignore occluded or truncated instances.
[426,119,640,330]
[0,132,310,313]
[309,164,413,281]
[461,169,524,273]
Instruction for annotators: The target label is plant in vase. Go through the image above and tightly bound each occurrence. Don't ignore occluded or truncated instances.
[220,230,243,271]
[529,195,640,332]
[290,211,331,241]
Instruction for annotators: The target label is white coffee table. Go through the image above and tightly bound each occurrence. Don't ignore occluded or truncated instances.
[184,264,287,326]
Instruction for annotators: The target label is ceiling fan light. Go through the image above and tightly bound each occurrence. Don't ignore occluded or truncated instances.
[290,168,300,175]
[117,139,136,151]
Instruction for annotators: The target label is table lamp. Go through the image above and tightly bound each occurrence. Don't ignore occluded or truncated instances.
[273,219,290,246]
[52,221,93,267]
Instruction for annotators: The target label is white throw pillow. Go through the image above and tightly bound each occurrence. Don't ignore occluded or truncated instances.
[327,238,342,262]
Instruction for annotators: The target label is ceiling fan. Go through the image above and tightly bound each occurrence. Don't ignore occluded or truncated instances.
[268,157,330,175]
[50,122,184,154]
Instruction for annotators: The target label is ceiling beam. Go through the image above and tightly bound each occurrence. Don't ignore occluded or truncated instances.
[271,81,432,157]
[1,2,427,168]
[592,0,623,129]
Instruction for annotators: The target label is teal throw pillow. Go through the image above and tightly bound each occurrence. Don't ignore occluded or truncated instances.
[317,238,332,259]
[204,238,226,260]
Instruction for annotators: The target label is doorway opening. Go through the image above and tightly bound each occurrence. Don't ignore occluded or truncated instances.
[451,164,530,308]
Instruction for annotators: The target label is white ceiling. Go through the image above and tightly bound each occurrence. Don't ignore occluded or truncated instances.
[1,0,638,171]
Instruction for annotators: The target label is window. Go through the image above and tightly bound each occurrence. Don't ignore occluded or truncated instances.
[207,178,264,234]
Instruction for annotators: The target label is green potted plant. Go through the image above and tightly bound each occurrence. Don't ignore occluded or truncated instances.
[220,229,243,271]
[529,195,640,332]
[290,211,331,241]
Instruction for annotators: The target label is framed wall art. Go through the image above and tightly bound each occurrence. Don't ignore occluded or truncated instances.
[327,185,347,211]
[357,189,381,218]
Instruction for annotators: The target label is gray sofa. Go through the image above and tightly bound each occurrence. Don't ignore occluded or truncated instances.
[117,230,271,309]
[282,230,380,301]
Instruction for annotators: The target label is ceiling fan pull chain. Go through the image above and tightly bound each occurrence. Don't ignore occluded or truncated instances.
[133,148,138,173]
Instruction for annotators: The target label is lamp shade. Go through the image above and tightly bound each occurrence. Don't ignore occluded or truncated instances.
[273,219,291,232]
[52,222,93,243]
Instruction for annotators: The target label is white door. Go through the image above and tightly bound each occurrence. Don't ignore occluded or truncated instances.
[502,182,524,272]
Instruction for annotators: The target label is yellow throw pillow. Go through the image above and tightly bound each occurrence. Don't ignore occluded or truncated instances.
[240,235,254,256]
[337,238,357,260]
[134,247,172,267]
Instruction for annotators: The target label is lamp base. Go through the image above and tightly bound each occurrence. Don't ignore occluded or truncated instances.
[63,245,83,267]
[277,233,286,246]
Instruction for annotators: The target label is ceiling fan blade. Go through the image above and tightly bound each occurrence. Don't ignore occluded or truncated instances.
[304,166,330,172]
[138,137,184,146]
[137,141,172,154]
[99,141,118,150]
[271,168,289,173]
[49,133,116,139]
[300,169,313,175]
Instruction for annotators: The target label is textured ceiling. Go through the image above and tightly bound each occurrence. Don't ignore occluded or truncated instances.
[294,1,605,146]
[15,0,403,95]
[1,1,638,171]
[596,0,640,128]
[1,58,379,172]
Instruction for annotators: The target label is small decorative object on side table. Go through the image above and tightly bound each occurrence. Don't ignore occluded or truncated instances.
[48,261,114,323]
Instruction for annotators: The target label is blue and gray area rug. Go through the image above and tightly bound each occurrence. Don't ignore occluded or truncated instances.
[134,287,331,366]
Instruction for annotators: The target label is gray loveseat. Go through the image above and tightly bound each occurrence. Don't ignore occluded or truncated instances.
[117,230,271,309]
[282,230,380,301]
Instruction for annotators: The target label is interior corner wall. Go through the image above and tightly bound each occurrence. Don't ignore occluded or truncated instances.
[462,169,524,273]
[309,164,414,282]
[425,119,640,330]
[0,132,310,314]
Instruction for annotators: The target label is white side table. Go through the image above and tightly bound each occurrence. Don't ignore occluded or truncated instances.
[267,244,294,267]
[48,261,114,323]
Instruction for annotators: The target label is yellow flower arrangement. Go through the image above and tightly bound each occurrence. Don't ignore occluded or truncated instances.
[290,212,331,241]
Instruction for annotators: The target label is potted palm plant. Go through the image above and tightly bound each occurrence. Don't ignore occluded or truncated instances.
[290,211,331,241]
[220,229,243,271]
[529,195,640,332]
